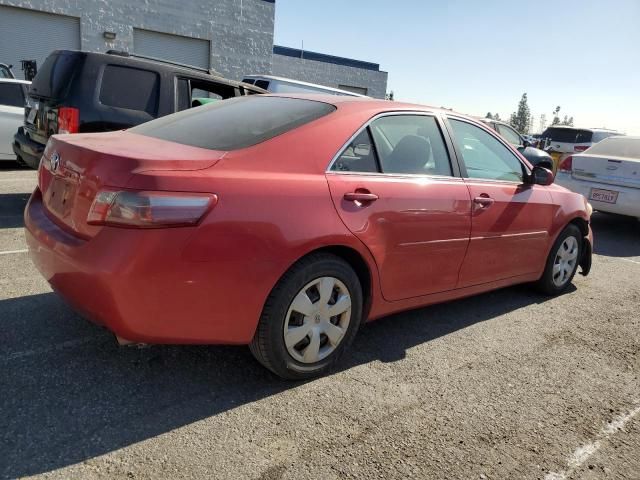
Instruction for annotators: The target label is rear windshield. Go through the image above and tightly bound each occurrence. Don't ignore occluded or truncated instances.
[541,127,593,144]
[585,137,640,159]
[29,53,79,99]
[130,96,336,151]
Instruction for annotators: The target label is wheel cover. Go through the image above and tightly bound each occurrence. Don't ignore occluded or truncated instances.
[283,277,352,364]
[552,236,579,287]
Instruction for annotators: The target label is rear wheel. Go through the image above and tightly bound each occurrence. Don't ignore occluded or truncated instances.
[249,253,363,380]
[536,224,582,295]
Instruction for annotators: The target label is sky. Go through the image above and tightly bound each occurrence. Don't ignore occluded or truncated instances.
[273,0,640,134]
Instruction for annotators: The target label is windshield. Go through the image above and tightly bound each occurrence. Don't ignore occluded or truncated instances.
[130,96,336,151]
[584,136,640,159]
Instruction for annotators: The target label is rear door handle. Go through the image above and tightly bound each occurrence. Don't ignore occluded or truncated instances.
[473,196,495,207]
[344,192,379,203]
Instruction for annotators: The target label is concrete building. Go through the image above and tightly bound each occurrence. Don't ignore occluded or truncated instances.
[0,0,387,97]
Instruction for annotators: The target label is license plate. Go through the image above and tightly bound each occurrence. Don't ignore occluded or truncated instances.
[26,103,38,124]
[589,188,619,204]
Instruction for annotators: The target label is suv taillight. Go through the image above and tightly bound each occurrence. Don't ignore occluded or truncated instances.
[87,190,217,228]
[58,107,79,134]
[559,156,573,173]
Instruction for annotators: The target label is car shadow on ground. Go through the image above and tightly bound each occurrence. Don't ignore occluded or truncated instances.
[590,211,640,258]
[0,284,559,479]
[0,193,30,229]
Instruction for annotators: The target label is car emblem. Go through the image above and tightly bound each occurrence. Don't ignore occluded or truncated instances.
[50,152,60,172]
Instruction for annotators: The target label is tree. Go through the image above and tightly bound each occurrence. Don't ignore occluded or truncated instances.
[509,93,531,133]
[561,115,574,126]
[486,112,494,119]
[385,91,394,101]
[551,106,561,125]
[539,114,547,132]
[493,113,501,121]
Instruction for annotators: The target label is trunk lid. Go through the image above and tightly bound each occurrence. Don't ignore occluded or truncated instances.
[39,131,225,238]
[572,154,640,189]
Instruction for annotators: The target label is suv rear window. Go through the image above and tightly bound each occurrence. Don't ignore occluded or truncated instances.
[99,65,160,115]
[29,53,79,99]
[130,96,336,151]
[542,127,593,144]
[0,83,25,107]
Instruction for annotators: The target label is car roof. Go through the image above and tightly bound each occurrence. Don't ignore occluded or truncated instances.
[266,93,470,116]
[0,78,31,85]
[50,50,266,92]
[544,125,620,133]
[242,75,368,97]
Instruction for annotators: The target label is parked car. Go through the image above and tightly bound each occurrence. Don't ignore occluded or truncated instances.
[25,95,593,379]
[242,74,367,97]
[0,78,29,163]
[539,126,622,171]
[479,118,553,170]
[555,136,640,219]
[13,49,266,169]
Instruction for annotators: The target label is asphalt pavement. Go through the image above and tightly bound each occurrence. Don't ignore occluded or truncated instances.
[1,164,638,480]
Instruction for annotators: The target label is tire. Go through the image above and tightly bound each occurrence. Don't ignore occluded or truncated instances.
[536,224,582,295]
[249,253,363,380]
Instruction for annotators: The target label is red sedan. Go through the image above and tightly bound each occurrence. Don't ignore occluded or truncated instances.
[25,95,593,379]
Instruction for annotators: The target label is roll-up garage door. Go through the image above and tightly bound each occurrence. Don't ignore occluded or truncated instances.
[0,6,80,80]
[133,29,210,70]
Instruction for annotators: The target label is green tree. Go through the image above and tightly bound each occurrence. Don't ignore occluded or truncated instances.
[385,91,394,101]
[551,106,561,125]
[493,113,501,121]
[486,112,494,119]
[560,115,574,126]
[509,93,531,133]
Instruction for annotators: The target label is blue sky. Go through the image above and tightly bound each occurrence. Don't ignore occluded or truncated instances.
[274,0,640,134]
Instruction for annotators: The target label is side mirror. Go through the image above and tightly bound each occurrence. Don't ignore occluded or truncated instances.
[530,166,555,186]
[522,140,531,148]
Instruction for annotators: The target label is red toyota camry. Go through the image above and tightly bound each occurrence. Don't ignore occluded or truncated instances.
[25,95,593,379]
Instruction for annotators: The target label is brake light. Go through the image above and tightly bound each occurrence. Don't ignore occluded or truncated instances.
[87,190,217,228]
[58,107,79,134]
[559,156,573,173]
[574,145,589,152]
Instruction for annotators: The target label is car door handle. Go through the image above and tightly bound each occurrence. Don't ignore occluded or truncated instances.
[473,196,495,207]
[344,192,379,203]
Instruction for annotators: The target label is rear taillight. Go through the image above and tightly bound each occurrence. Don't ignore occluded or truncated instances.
[58,107,79,134]
[574,145,589,152]
[559,156,573,173]
[87,190,217,228]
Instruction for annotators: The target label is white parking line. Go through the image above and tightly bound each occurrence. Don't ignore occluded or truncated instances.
[545,402,640,480]
[0,249,28,256]
[617,257,640,265]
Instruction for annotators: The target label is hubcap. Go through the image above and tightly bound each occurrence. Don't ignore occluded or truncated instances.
[552,236,579,287]
[283,277,352,364]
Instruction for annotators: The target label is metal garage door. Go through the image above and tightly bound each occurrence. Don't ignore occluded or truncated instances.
[0,6,80,80]
[133,29,210,70]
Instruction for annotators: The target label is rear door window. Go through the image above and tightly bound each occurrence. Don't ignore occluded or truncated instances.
[0,83,25,107]
[131,96,336,151]
[99,65,160,115]
[331,128,379,173]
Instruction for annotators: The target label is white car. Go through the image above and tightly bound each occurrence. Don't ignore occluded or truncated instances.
[0,78,29,162]
[241,75,368,97]
[540,125,622,171]
[555,136,640,219]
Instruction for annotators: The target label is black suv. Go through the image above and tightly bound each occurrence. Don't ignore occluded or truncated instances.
[13,50,266,168]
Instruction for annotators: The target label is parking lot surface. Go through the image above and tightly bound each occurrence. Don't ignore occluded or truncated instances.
[1,164,638,480]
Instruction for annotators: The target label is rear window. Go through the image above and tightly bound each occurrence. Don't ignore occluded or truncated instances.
[130,96,336,151]
[584,137,640,159]
[542,127,593,144]
[29,53,79,99]
[0,83,25,107]
[99,65,160,115]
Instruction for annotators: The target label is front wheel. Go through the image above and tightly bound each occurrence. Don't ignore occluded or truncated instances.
[249,253,363,380]
[536,224,582,295]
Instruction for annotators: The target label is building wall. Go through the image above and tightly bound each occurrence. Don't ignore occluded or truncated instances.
[272,53,388,99]
[0,0,275,81]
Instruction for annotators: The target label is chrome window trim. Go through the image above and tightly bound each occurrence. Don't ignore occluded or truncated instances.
[325,110,459,180]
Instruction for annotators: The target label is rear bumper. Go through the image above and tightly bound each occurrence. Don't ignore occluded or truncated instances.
[555,172,640,218]
[24,189,261,345]
[13,127,45,169]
